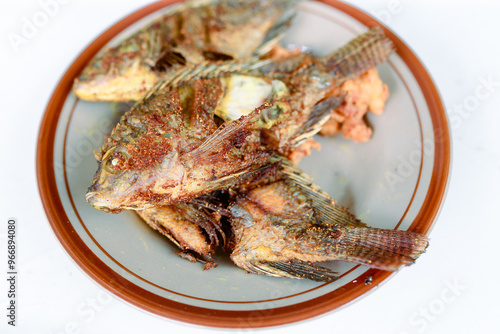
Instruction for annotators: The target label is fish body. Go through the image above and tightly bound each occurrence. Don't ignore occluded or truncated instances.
[228,161,429,281]
[73,0,299,101]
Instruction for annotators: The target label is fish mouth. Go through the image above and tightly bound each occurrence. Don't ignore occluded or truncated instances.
[72,62,158,102]
[86,191,105,207]
[86,191,123,213]
[73,77,120,102]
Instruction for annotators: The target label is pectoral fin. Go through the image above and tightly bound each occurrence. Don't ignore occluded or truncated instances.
[189,103,274,163]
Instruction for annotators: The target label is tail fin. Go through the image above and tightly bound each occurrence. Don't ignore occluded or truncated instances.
[281,161,429,271]
[320,27,395,84]
[339,227,429,271]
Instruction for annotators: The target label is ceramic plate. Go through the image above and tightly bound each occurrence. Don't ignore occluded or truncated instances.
[37,0,451,328]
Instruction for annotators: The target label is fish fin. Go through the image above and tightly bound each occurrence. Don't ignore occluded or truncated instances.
[226,161,282,194]
[256,1,299,55]
[339,227,429,271]
[279,161,368,228]
[320,27,395,84]
[247,259,339,282]
[189,103,273,162]
[291,96,344,146]
[132,57,276,109]
[157,57,274,91]
[175,203,224,249]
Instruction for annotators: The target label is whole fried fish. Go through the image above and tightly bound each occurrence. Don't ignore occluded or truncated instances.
[86,28,393,213]
[73,0,299,102]
[228,161,429,282]
[86,77,288,212]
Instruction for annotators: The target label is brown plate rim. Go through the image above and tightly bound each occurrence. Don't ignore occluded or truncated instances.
[36,0,451,328]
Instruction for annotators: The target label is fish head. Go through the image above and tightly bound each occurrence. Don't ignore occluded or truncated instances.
[85,153,143,213]
[86,90,190,212]
[85,146,185,213]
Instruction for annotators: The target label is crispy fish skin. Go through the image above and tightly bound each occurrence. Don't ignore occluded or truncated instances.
[73,0,299,102]
[228,162,429,282]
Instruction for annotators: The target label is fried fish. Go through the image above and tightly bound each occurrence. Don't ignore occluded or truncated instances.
[134,159,429,281]
[86,28,393,213]
[73,0,299,101]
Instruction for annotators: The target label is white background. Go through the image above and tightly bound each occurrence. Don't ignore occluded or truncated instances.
[0,0,499,333]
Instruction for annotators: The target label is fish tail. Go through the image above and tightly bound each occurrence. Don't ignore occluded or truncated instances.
[320,27,395,84]
[338,227,429,271]
[281,162,429,271]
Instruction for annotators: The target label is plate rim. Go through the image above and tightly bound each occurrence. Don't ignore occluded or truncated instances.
[36,0,451,328]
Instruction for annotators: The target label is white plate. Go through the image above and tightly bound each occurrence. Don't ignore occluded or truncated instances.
[37,0,451,327]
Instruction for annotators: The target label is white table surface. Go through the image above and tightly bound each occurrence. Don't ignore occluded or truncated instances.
[1,0,499,333]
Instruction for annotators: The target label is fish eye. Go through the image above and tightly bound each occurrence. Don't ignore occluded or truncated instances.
[102,149,130,174]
